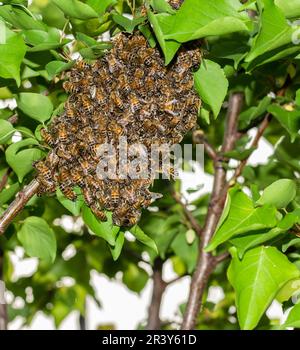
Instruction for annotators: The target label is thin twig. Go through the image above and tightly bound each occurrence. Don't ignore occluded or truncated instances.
[172,192,202,236]
[0,169,11,193]
[0,179,40,235]
[232,113,271,182]
[181,93,244,330]
[146,258,166,330]
[193,130,217,160]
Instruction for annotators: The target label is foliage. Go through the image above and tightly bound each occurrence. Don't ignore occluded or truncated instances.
[0,0,300,330]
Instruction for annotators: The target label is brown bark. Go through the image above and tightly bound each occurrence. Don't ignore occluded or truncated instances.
[146,258,166,330]
[181,93,244,330]
[0,179,40,235]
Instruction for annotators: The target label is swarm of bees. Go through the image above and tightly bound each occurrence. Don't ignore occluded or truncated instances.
[34,27,201,226]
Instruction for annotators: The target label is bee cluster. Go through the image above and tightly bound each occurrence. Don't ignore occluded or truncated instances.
[34,31,201,226]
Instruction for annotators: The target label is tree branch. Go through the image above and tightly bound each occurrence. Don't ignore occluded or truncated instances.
[172,192,202,236]
[146,258,166,330]
[193,130,217,160]
[0,179,40,235]
[181,93,244,330]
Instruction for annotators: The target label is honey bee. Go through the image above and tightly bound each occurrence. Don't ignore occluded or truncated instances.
[47,150,59,168]
[33,161,52,181]
[77,126,94,143]
[40,128,56,147]
[56,144,73,161]
[91,204,107,221]
[70,169,85,187]
[78,157,94,175]
[82,186,94,206]
[81,95,93,113]
[163,99,180,117]
[129,94,141,113]
[122,210,141,227]
[63,81,79,94]
[106,54,121,73]
[110,183,119,207]
[89,143,101,158]
[76,60,89,70]
[118,74,131,94]
[65,104,76,119]
[138,48,154,66]
[57,123,68,143]
[130,68,144,89]
[111,91,124,110]
[108,121,123,137]
[127,35,147,50]
[60,182,77,201]
[95,88,106,104]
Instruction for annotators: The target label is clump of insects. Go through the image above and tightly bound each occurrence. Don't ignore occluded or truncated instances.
[34,28,201,226]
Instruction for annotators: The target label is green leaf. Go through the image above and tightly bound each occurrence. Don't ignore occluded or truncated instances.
[82,205,119,246]
[122,263,149,293]
[17,93,53,122]
[276,279,300,303]
[0,182,20,206]
[256,179,297,209]
[0,119,15,144]
[281,303,300,329]
[147,10,181,65]
[46,60,75,79]
[52,0,98,20]
[112,14,146,33]
[5,138,44,182]
[0,6,46,31]
[268,105,300,142]
[150,0,176,14]
[0,33,26,86]
[87,0,116,15]
[239,96,272,130]
[194,60,228,118]
[17,216,57,264]
[296,89,300,107]
[230,211,300,258]
[56,187,83,216]
[246,0,294,63]
[109,231,125,261]
[130,225,158,253]
[275,0,300,18]
[206,190,278,252]
[228,246,300,330]
[171,231,198,273]
[163,0,249,43]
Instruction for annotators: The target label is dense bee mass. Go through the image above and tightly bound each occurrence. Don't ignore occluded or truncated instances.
[34,31,201,226]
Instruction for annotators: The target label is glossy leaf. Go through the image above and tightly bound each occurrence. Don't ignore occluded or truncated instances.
[228,246,300,330]
[281,303,300,329]
[18,216,57,263]
[52,0,98,20]
[5,138,44,182]
[256,179,297,209]
[0,119,15,144]
[246,0,294,63]
[268,105,300,142]
[194,60,228,119]
[109,231,125,261]
[163,0,249,43]
[82,205,119,246]
[0,33,26,85]
[206,190,278,251]
[17,93,53,122]
[130,225,158,253]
